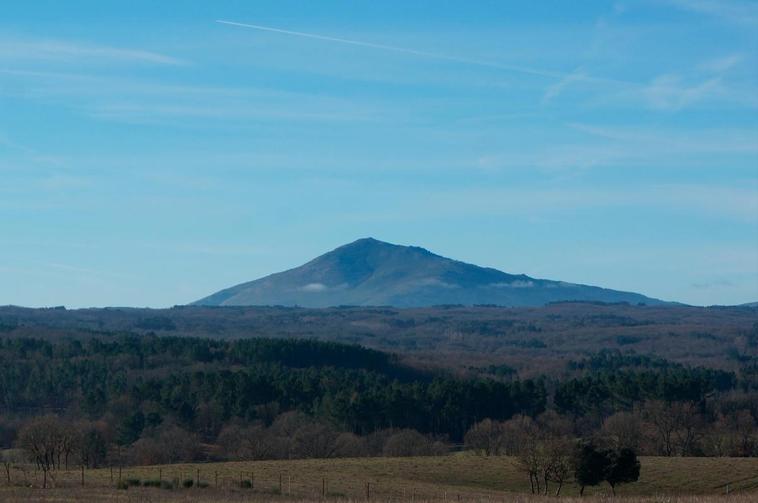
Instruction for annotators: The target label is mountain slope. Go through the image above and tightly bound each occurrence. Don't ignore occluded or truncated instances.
[193,238,666,307]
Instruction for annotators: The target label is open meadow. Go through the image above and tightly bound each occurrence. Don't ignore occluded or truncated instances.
[2,455,757,502]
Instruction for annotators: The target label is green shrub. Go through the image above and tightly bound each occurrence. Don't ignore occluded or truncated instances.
[240,480,252,488]
[116,480,129,490]
[125,478,141,487]
[142,479,162,487]
[161,480,175,490]
[182,478,194,488]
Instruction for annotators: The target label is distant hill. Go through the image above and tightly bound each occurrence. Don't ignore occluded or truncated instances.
[193,238,666,308]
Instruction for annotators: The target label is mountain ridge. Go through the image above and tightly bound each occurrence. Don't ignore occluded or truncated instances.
[193,237,667,307]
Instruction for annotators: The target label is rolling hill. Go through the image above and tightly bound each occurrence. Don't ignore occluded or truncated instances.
[193,238,666,308]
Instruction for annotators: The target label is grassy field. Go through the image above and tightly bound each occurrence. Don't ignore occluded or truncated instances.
[2,454,757,502]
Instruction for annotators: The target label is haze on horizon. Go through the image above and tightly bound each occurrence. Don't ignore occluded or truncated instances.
[1,0,757,308]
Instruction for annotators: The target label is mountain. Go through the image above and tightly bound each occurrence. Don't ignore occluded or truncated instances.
[193,238,666,308]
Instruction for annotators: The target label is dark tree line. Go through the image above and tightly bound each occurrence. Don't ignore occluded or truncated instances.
[554,367,736,417]
[0,335,545,443]
[574,444,640,495]
[1,336,756,468]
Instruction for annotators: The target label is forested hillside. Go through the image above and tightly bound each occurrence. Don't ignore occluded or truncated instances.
[0,336,544,441]
[1,334,756,469]
[1,303,756,377]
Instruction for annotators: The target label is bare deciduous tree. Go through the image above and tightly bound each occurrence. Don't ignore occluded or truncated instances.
[1,449,24,485]
[382,429,444,457]
[642,401,677,456]
[602,411,642,451]
[16,415,70,487]
[464,419,504,455]
[511,413,576,496]
[292,423,339,459]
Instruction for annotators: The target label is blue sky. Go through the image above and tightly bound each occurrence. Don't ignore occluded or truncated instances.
[1,0,756,307]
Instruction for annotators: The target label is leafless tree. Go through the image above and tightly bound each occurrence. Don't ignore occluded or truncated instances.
[517,441,544,494]
[704,409,757,457]
[269,411,311,458]
[602,411,642,451]
[544,437,574,496]
[1,449,24,485]
[239,423,282,460]
[511,413,576,495]
[383,429,443,457]
[16,416,67,487]
[642,401,678,456]
[129,424,202,465]
[508,415,543,493]
[642,400,706,456]
[464,419,505,455]
[670,402,704,456]
[292,422,339,459]
[333,432,367,457]
[731,410,756,456]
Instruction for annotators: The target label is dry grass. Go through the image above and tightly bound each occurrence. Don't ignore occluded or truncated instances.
[0,489,755,503]
[1,455,756,502]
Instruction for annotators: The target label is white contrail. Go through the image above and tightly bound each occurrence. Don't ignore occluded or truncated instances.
[216,19,635,87]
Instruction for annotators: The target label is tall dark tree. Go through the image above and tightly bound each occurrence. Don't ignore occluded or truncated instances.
[574,443,609,496]
[79,429,108,468]
[606,448,641,495]
[117,412,145,446]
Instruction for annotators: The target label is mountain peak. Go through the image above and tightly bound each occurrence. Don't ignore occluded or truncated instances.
[334,237,433,256]
[337,237,391,250]
[193,239,665,308]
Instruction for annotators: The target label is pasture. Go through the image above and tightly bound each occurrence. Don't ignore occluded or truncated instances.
[2,454,757,502]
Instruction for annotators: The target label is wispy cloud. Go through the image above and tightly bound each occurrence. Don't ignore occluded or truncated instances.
[542,67,588,105]
[37,174,94,191]
[597,52,757,111]
[217,20,565,80]
[475,124,758,175]
[336,184,758,224]
[698,53,743,72]
[216,19,640,91]
[39,261,133,281]
[568,123,758,154]
[0,39,185,65]
[138,241,272,258]
[666,0,758,25]
[299,283,328,292]
[0,68,391,125]
[642,74,722,110]
[691,279,733,289]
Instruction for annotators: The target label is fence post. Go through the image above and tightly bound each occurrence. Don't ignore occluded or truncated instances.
[196,468,200,487]
[250,471,254,489]
[215,471,218,488]
[322,477,325,498]
[81,465,84,487]
[366,481,370,501]
[279,473,282,493]
[159,468,162,483]
[109,466,113,483]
